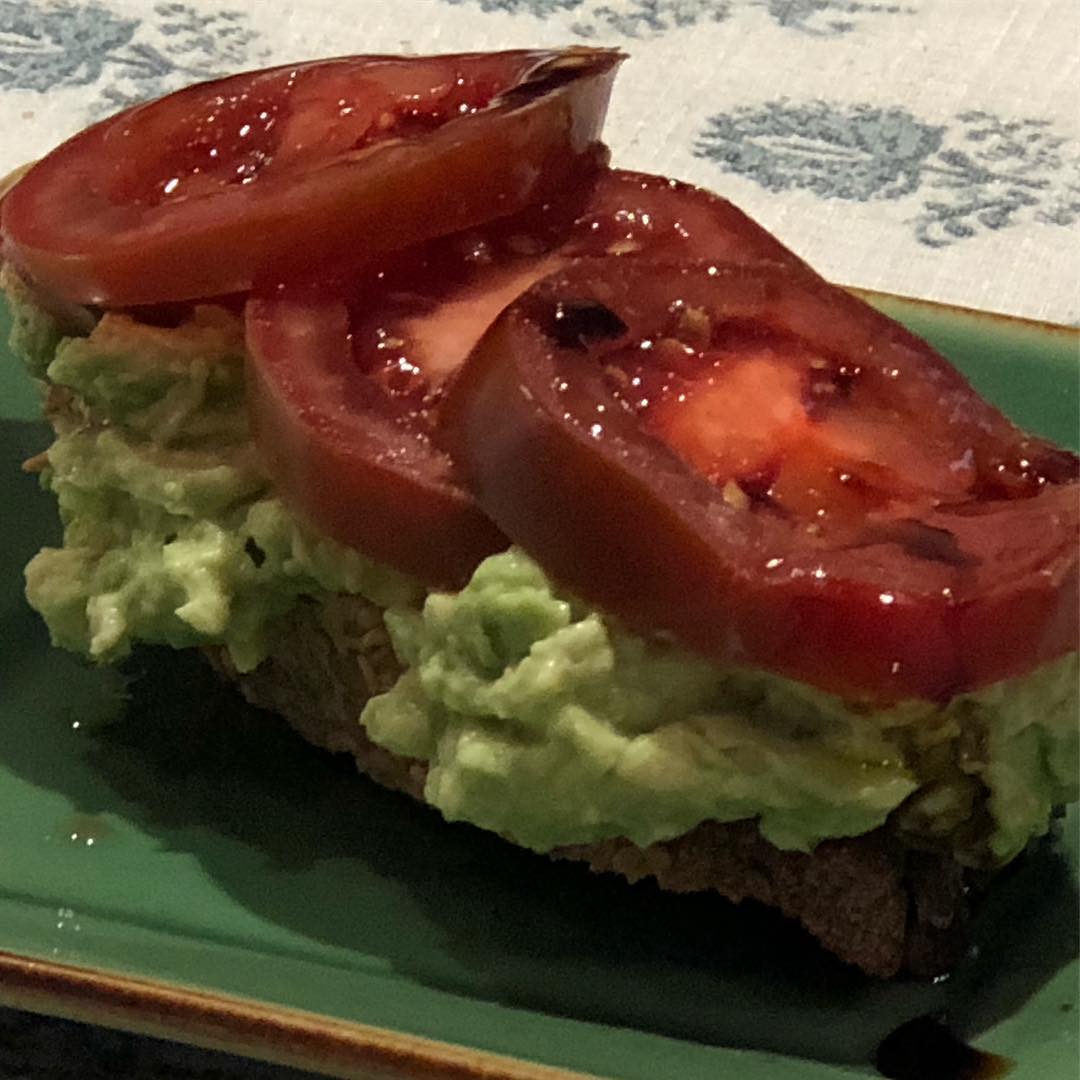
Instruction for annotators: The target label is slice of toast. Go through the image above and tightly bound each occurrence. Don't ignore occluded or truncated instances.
[207,592,970,978]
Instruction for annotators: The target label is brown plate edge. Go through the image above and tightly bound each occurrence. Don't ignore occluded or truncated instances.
[0,949,598,1080]
[848,286,1080,339]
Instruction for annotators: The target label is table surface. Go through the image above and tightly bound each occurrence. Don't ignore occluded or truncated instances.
[0,1008,323,1079]
[1,0,1078,1076]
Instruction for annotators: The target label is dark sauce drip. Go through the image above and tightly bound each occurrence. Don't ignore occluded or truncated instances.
[546,299,628,350]
[733,462,781,508]
[852,519,976,568]
[243,536,266,568]
[876,1017,1013,1080]
[120,291,246,327]
[497,50,613,102]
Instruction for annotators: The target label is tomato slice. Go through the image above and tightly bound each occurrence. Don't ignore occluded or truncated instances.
[245,169,813,586]
[1,49,621,305]
[244,291,505,586]
[441,258,1079,702]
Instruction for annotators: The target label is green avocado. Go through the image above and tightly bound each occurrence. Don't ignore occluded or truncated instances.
[363,548,1077,857]
[5,272,1077,863]
[6,270,419,672]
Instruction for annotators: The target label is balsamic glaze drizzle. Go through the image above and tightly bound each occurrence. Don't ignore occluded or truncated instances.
[876,1016,1013,1080]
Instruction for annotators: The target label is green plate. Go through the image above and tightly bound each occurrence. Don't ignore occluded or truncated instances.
[0,292,1077,1080]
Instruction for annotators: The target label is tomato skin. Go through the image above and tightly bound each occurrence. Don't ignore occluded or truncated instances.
[442,259,1079,702]
[1,49,621,305]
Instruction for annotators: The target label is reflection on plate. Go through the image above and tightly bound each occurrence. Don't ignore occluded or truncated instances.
[0,295,1076,1080]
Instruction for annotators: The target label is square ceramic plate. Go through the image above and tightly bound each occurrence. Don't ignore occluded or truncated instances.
[0,291,1076,1080]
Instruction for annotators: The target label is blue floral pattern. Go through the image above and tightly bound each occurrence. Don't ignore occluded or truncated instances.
[0,1,136,90]
[759,0,912,36]
[695,101,1080,246]
[445,0,913,37]
[0,0,263,115]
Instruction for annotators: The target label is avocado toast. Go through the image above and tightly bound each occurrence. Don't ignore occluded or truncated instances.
[3,50,1076,979]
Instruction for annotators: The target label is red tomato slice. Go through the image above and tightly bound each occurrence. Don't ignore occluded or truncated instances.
[245,291,506,587]
[245,169,807,586]
[442,258,1079,702]
[0,49,621,305]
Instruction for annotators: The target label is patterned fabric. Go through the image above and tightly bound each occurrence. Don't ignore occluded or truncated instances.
[0,0,1077,321]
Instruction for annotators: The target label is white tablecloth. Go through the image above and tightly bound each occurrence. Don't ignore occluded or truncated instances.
[1,0,1078,324]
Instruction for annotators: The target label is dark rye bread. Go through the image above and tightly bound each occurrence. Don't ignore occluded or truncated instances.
[207,593,971,979]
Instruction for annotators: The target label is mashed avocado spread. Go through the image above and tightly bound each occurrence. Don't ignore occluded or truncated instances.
[6,270,419,672]
[5,268,1077,862]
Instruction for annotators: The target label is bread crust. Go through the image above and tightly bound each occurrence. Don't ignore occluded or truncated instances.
[207,593,970,978]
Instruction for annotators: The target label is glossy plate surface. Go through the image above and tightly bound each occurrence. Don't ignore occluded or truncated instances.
[0,291,1077,1080]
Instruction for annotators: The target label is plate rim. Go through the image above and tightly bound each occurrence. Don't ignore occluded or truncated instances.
[846,286,1080,339]
[0,949,599,1080]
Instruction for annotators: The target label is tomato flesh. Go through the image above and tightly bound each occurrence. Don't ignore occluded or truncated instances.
[245,169,806,585]
[105,60,505,206]
[630,335,977,535]
[442,258,1079,701]
[1,49,621,305]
